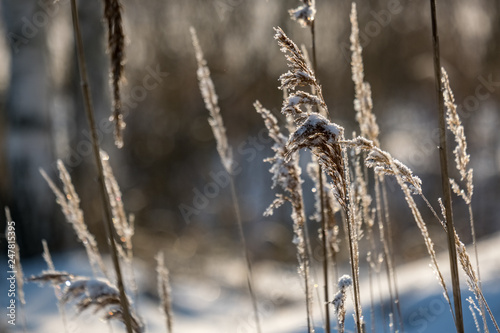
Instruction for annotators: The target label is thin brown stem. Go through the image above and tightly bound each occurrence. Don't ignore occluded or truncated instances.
[342,179,362,333]
[311,19,318,82]
[468,205,487,332]
[303,212,326,327]
[310,13,330,333]
[229,176,262,333]
[304,237,314,333]
[381,179,404,332]
[429,1,464,332]
[478,289,500,333]
[319,171,331,333]
[375,177,396,330]
[368,262,375,333]
[69,1,133,332]
[347,214,362,333]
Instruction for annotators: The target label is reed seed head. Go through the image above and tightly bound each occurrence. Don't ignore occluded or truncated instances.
[289,0,316,27]
[191,27,233,173]
[442,68,474,204]
[350,2,379,145]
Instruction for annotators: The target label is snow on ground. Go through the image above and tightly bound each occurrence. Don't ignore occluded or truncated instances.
[1,232,499,333]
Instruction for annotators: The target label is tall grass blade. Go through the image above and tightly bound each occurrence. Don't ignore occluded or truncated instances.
[429,1,464,331]
[69,1,133,331]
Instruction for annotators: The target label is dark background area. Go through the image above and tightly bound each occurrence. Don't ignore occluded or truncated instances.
[0,0,499,271]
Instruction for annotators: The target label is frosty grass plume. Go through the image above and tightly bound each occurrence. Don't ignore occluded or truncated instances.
[273,27,328,120]
[100,150,135,260]
[29,273,144,332]
[190,27,233,173]
[40,161,108,278]
[442,67,495,332]
[289,0,316,28]
[274,23,364,331]
[350,3,379,146]
[255,100,315,331]
[442,68,473,202]
[285,113,348,212]
[332,275,352,333]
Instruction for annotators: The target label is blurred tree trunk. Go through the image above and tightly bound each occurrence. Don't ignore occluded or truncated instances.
[2,0,109,256]
[2,0,56,256]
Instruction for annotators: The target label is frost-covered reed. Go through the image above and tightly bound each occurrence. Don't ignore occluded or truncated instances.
[332,275,352,333]
[17,2,499,333]
[29,273,143,332]
[40,162,107,278]
[190,27,233,173]
[273,25,364,332]
[156,251,173,333]
[255,100,314,332]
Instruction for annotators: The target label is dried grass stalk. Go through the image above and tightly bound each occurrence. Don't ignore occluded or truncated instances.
[274,25,364,330]
[331,275,352,333]
[193,28,261,333]
[442,68,473,199]
[374,175,401,330]
[467,297,482,333]
[274,27,327,120]
[29,273,143,332]
[306,159,340,253]
[41,240,69,331]
[350,8,402,326]
[350,3,379,146]
[190,27,233,173]
[442,67,487,331]
[103,0,126,148]
[284,111,461,330]
[343,137,455,317]
[287,114,346,210]
[284,112,363,332]
[70,1,133,330]
[40,162,107,277]
[429,2,464,330]
[454,229,499,332]
[42,240,56,272]
[100,151,135,261]
[156,251,173,333]
[256,100,314,332]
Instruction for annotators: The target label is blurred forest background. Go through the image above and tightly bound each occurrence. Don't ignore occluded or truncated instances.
[0,0,499,272]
